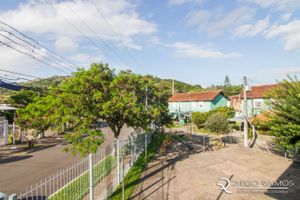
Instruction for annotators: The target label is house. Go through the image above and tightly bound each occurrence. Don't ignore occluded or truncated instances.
[168,91,228,115]
[238,84,280,117]
[228,95,242,112]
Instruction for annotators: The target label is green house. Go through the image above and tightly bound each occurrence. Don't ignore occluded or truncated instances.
[168,91,228,114]
[239,84,279,117]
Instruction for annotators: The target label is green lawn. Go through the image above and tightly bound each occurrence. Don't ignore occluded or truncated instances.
[109,133,165,200]
[49,155,117,200]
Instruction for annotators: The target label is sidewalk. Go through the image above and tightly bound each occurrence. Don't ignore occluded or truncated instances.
[131,140,299,200]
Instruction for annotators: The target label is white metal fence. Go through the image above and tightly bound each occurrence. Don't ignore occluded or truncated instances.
[0,120,8,146]
[17,132,152,200]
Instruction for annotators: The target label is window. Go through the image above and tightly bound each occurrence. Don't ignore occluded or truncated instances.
[254,101,262,108]
[191,102,197,108]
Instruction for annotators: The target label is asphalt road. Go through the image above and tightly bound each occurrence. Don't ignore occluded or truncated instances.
[0,125,134,195]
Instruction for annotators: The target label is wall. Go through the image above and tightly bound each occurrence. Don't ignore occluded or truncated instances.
[168,101,212,113]
[168,94,228,113]
[240,98,270,117]
[211,94,228,109]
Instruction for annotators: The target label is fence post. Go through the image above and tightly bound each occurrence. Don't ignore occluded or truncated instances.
[117,138,120,184]
[4,120,8,145]
[89,153,94,200]
[122,156,125,200]
[129,135,133,166]
[145,133,147,163]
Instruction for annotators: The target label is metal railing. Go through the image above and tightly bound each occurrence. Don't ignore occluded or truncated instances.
[16,132,152,200]
[244,115,257,148]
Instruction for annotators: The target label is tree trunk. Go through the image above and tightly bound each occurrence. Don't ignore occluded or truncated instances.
[28,140,34,148]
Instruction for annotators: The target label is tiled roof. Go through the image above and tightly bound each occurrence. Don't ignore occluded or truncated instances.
[169,91,223,102]
[241,84,280,99]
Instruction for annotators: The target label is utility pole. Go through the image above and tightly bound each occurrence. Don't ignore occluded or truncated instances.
[146,85,148,111]
[243,76,248,147]
[172,79,175,95]
[189,95,192,134]
[145,85,148,163]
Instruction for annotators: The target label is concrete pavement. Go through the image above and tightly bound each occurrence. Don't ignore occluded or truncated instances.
[131,135,299,200]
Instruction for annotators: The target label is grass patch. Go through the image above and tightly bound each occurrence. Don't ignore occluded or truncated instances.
[194,128,217,135]
[49,155,117,200]
[109,133,165,200]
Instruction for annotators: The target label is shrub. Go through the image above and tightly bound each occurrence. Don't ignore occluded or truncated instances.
[209,106,235,119]
[205,112,230,134]
[8,134,13,144]
[252,112,271,135]
[192,112,209,128]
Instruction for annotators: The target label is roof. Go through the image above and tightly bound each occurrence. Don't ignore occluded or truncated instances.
[169,91,223,102]
[241,84,280,99]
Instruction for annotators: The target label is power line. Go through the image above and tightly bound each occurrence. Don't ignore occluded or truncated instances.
[0,68,43,80]
[90,0,140,68]
[44,0,125,67]
[0,68,76,93]
[0,21,79,70]
[0,25,76,72]
[63,1,131,67]
[0,32,74,73]
[0,40,70,74]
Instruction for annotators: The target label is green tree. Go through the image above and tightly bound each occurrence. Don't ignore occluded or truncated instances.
[52,63,114,156]
[143,77,172,132]
[100,70,147,139]
[205,112,230,134]
[266,77,300,153]
[209,106,235,119]
[9,90,38,108]
[16,95,55,147]
[223,85,242,96]
[224,75,231,87]
[192,112,209,128]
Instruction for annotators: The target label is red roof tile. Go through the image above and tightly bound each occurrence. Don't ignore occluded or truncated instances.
[169,91,223,102]
[241,84,280,99]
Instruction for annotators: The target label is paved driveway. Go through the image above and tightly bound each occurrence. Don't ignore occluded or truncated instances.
[0,125,134,194]
[132,136,299,200]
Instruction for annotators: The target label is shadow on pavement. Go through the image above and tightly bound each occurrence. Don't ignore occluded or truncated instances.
[266,161,300,200]
[131,132,236,199]
[0,155,32,164]
[25,144,57,154]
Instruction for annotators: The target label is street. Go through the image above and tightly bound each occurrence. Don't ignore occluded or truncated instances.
[0,125,134,195]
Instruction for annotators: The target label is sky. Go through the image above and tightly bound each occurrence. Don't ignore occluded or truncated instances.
[0,0,300,87]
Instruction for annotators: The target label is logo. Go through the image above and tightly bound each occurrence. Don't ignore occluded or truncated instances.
[217,177,232,194]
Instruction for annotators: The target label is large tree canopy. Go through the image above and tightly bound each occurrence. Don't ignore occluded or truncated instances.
[16,63,172,156]
[266,77,300,153]
[52,63,114,156]
[17,95,56,147]
[100,70,147,139]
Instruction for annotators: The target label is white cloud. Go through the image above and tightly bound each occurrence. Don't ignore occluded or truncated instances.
[265,20,300,51]
[0,46,39,72]
[170,42,241,58]
[241,0,300,12]
[185,7,255,36]
[168,0,204,6]
[55,36,78,52]
[281,13,292,21]
[0,0,157,50]
[233,16,270,37]
[0,45,70,76]
[272,67,300,75]
[71,53,102,65]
